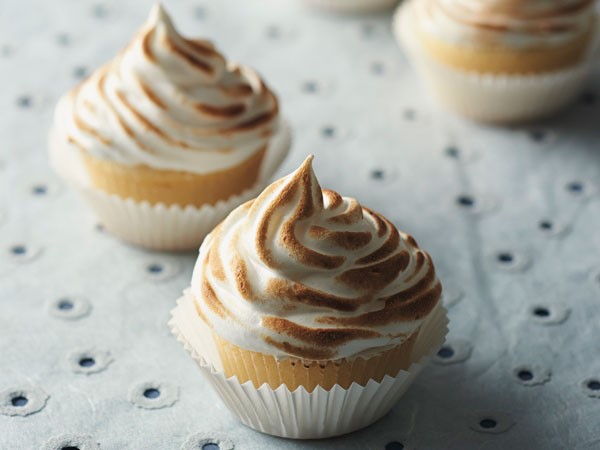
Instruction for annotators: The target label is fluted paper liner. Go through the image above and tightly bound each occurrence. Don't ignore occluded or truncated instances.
[393,2,600,123]
[49,120,291,251]
[170,290,448,439]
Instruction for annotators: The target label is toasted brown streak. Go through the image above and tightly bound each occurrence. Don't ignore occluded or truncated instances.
[404,251,425,284]
[163,34,213,75]
[278,163,346,270]
[73,114,112,146]
[207,228,225,281]
[185,38,221,57]
[308,226,372,250]
[262,336,334,360]
[138,78,167,110]
[194,102,246,118]
[219,83,253,98]
[438,0,594,34]
[115,90,191,148]
[67,135,86,152]
[405,234,418,248]
[337,251,409,291]
[356,227,399,265]
[318,276,441,328]
[323,189,343,208]
[220,91,279,134]
[262,317,380,348]
[142,30,156,63]
[232,255,255,301]
[254,179,286,267]
[364,207,387,237]
[266,279,362,312]
[328,199,363,225]
[201,279,231,319]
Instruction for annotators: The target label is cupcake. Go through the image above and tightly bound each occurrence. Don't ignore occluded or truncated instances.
[170,156,447,438]
[49,4,291,250]
[394,0,599,123]
[301,0,399,13]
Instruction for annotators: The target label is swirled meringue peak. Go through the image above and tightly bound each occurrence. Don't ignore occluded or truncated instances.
[415,0,596,49]
[191,156,442,361]
[54,3,280,174]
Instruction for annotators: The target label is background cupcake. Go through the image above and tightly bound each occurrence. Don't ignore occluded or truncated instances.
[301,0,399,14]
[394,0,599,123]
[49,4,291,250]
[171,156,447,438]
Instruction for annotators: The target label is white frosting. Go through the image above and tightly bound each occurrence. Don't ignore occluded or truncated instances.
[191,156,441,361]
[414,0,596,48]
[51,4,280,174]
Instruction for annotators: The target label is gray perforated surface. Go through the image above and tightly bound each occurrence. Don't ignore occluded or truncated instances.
[1,0,600,449]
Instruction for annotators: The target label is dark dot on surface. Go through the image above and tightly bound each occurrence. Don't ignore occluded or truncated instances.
[58,299,74,310]
[518,370,534,381]
[566,181,584,193]
[266,25,281,39]
[581,91,596,105]
[56,33,70,46]
[202,444,220,450]
[587,380,600,391]
[403,109,416,120]
[385,442,404,450]
[79,357,95,368]
[32,184,47,195]
[10,245,26,255]
[143,388,160,399]
[361,23,375,37]
[479,418,497,429]
[456,195,475,207]
[533,307,550,318]
[302,81,319,94]
[17,96,32,108]
[371,169,385,180]
[61,447,80,450]
[92,3,108,18]
[497,252,514,263]
[95,223,104,232]
[370,61,384,75]
[539,220,553,230]
[445,147,460,158]
[194,6,207,19]
[437,346,454,359]
[73,66,88,79]
[147,263,163,274]
[11,396,28,407]
[529,130,546,142]
[321,126,335,138]
[1,45,12,57]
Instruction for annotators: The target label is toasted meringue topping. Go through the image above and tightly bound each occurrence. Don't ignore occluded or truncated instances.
[191,156,441,360]
[52,4,279,174]
[415,0,596,48]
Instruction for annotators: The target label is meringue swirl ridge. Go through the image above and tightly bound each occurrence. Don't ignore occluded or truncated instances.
[416,0,596,48]
[191,156,441,360]
[58,4,279,174]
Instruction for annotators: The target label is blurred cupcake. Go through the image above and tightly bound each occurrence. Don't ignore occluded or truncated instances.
[171,156,447,438]
[49,4,291,250]
[394,0,599,123]
[301,0,399,14]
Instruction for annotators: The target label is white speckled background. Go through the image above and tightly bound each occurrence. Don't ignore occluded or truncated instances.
[1,0,600,449]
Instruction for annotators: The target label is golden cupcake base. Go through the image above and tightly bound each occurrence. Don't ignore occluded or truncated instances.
[79,146,267,208]
[213,331,417,393]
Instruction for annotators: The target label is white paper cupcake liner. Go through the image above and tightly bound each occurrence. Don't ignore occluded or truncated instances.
[170,291,448,439]
[301,0,398,14]
[49,120,292,251]
[393,2,600,123]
